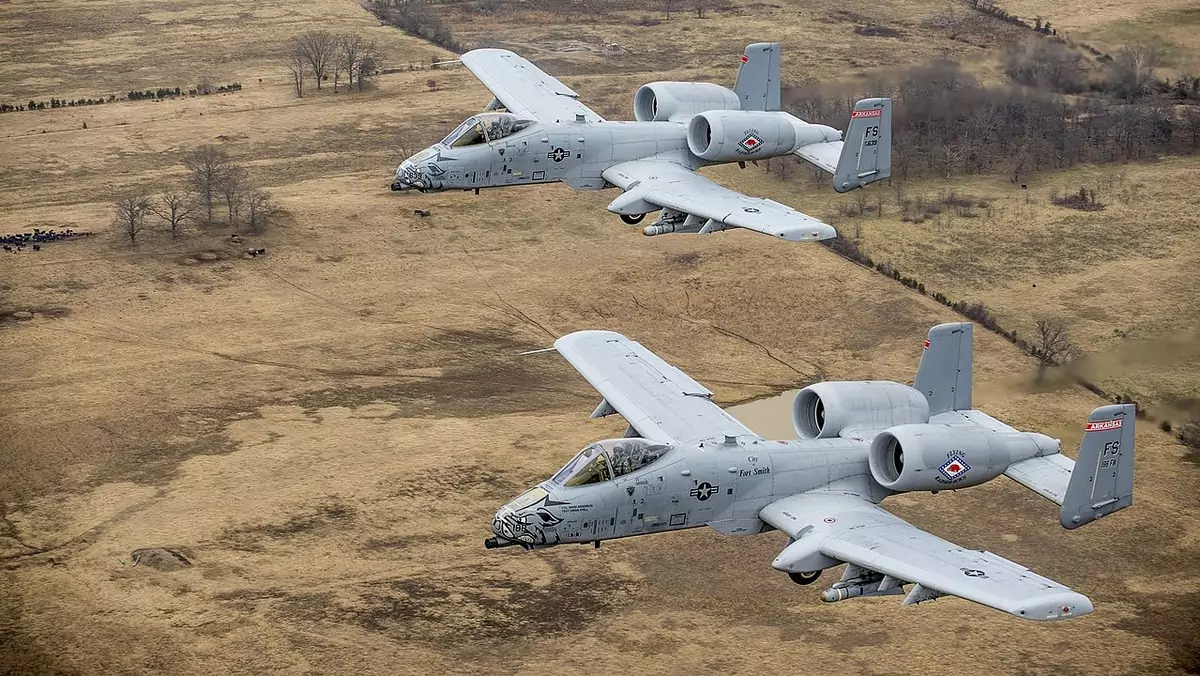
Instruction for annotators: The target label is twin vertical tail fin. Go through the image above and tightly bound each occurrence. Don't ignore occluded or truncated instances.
[734,43,781,112]
[734,43,892,192]
[913,322,973,415]
[915,321,1136,529]
[1004,403,1135,528]
[833,98,892,192]
[1060,404,1135,529]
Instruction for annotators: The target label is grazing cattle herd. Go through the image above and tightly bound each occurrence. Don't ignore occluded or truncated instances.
[2,228,90,253]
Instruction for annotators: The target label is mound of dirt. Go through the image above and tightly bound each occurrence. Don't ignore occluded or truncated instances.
[130,547,192,572]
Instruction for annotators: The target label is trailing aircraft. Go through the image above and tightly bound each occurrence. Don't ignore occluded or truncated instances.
[486,323,1135,621]
[392,43,891,242]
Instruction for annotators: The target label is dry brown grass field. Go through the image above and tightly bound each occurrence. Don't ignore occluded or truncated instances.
[1,0,1198,674]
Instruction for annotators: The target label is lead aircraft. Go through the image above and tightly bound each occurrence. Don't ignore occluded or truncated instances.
[392,43,891,242]
[486,323,1135,621]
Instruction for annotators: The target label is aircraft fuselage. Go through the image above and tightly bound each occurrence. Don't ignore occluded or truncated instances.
[489,436,885,550]
[393,120,700,194]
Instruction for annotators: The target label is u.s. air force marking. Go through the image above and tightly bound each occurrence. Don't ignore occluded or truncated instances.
[689,482,718,501]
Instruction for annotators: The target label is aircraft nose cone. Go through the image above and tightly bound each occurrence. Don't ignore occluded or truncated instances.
[391,162,414,191]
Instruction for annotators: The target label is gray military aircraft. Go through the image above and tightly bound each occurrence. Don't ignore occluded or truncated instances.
[391,43,891,242]
[486,323,1135,621]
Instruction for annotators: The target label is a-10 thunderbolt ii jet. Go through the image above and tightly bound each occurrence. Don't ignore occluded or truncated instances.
[391,43,891,242]
[486,323,1135,620]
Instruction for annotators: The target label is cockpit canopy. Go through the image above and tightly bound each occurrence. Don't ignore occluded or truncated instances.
[552,438,671,488]
[441,112,535,148]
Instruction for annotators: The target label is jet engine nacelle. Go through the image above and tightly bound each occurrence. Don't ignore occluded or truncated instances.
[792,381,930,440]
[869,424,1060,492]
[633,82,740,122]
[687,111,841,162]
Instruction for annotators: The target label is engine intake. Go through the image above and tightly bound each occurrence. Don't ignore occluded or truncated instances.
[633,82,739,122]
[869,424,1059,492]
[792,381,929,439]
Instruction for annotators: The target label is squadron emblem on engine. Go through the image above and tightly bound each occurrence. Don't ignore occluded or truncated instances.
[737,131,764,154]
[937,452,971,483]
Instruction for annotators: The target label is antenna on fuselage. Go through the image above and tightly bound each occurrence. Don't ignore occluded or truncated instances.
[518,347,556,356]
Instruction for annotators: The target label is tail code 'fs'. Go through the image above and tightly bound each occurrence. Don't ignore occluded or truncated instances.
[834,98,892,192]
[1061,404,1135,529]
[734,43,781,112]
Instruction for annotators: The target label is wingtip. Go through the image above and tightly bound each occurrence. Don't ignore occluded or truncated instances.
[782,224,837,242]
[1013,592,1094,621]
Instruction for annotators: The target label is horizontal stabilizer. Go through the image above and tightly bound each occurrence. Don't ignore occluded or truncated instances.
[793,141,841,174]
[1005,453,1075,505]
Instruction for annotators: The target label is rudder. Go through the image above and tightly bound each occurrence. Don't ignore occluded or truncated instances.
[734,43,781,112]
[1061,404,1134,529]
[913,323,972,415]
[833,98,891,193]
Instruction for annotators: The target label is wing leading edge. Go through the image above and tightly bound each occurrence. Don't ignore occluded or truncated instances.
[603,160,837,242]
[459,49,604,123]
[553,330,758,445]
[760,493,1093,621]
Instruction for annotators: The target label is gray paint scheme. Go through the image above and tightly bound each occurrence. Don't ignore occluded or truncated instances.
[913,322,973,415]
[392,44,892,242]
[734,42,781,112]
[486,322,1136,621]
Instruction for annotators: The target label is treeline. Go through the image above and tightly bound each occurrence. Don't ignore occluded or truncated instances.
[1003,37,1200,102]
[367,0,463,53]
[113,145,277,245]
[285,31,381,97]
[1,82,243,114]
[788,60,1200,183]
[822,231,1200,451]
[965,0,1057,35]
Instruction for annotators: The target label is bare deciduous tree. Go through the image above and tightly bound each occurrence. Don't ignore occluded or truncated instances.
[286,45,307,98]
[219,165,247,226]
[183,145,232,224]
[338,33,364,91]
[394,130,418,162]
[357,39,381,89]
[1032,318,1078,381]
[149,191,194,239]
[1110,44,1163,102]
[114,195,149,245]
[245,190,277,233]
[297,31,337,91]
[332,34,381,92]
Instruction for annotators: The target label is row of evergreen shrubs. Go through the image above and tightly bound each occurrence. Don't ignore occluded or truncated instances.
[0,82,242,114]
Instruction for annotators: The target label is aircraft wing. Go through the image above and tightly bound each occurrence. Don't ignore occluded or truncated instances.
[760,492,1093,621]
[552,330,759,445]
[602,160,836,242]
[459,48,605,124]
